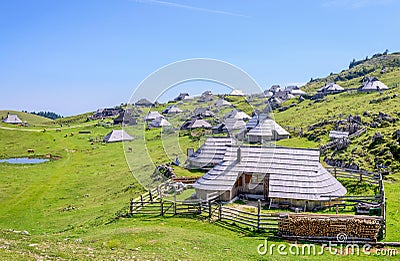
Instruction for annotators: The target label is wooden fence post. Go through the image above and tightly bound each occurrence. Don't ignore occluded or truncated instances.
[149,189,153,202]
[208,200,212,221]
[257,200,261,230]
[140,195,144,207]
[129,198,133,214]
[218,203,222,221]
[334,167,337,178]
[173,192,177,215]
[359,171,363,182]
[160,199,164,216]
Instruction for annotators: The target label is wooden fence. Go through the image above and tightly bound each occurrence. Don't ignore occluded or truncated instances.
[348,127,367,139]
[325,165,380,185]
[130,199,203,216]
[218,203,279,231]
[129,197,279,231]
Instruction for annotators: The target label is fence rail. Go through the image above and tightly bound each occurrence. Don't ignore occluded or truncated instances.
[129,197,279,231]
[325,165,380,185]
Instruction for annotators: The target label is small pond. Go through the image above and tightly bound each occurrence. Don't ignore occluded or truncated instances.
[0,158,49,164]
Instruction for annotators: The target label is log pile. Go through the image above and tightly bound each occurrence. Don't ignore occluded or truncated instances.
[278,214,381,241]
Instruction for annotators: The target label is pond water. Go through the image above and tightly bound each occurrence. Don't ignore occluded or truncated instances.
[0,158,49,164]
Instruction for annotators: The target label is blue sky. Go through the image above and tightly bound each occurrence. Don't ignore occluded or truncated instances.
[1,0,399,115]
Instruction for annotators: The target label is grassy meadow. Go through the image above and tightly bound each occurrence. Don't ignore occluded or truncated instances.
[1,85,400,259]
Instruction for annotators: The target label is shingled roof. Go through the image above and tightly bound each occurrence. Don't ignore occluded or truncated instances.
[144,111,163,121]
[225,109,251,121]
[181,118,212,130]
[162,105,183,114]
[246,119,289,140]
[214,99,232,107]
[359,77,389,92]
[148,118,171,128]
[187,137,235,169]
[2,114,23,124]
[193,146,347,201]
[103,130,134,143]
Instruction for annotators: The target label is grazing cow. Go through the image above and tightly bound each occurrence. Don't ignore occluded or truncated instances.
[27,149,34,153]
[128,147,133,153]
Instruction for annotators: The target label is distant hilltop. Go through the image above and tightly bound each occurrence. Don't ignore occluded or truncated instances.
[303,51,400,93]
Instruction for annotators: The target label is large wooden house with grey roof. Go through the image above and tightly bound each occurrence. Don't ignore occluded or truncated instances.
[193,146,347,210]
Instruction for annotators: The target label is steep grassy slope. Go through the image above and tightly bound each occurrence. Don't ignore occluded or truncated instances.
[303,53,400,93]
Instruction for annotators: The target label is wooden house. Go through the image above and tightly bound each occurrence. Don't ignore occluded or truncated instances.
[246,119,289,143]
[212,118,246,134]
[214,99,232,107]
[224,109,251,121]
[2,114,23,124]
[193,108,215,118]
[230,89,245,96]
[148,117,171,128]
[143,111,163,121]
[269,85,282,94]
[193,146,347,210]
[238,115,289,142]
[174,93,190,101]
[92,107,123,120]
[162,105,183,114]
[113,110,138,125]
[198,91,214,102]
[181,118,212,130]
[103,130,134,143]
[318,82,344,94]
[358,77,389,92]
[134,98,154,107]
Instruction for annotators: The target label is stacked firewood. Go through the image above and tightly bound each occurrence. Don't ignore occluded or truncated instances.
[278,214,380,241]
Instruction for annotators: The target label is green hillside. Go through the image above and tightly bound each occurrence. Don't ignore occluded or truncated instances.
[303,52,400,93]
[0,110,53,125]
[1,54,400,259]
[272,52,400,175]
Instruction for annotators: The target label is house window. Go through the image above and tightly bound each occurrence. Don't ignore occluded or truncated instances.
[251,174,264,184]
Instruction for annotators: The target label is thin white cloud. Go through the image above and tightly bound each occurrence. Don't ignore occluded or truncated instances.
[322,0,393,8]
[133,0,249,17]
